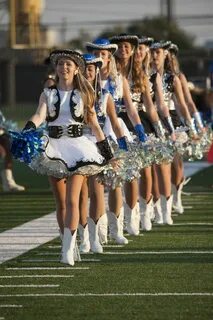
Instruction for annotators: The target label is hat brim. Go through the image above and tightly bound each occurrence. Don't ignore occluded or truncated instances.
[50,50,86,74]
[139,38,154,46]
[85,58,103,69]
[109,36,139,48]
[150,41,171,50]
[85,42,118,55]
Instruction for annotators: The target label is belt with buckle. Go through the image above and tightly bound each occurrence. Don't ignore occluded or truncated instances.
[48,125,83,138]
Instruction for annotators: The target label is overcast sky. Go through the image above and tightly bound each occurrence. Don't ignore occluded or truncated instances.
[40,0,213,46]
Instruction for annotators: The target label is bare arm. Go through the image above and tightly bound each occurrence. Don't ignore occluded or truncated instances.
[106,94,124,139]
[179,73,197,114]
[28,93,47,128]
[122,77,141,126]
[88,107,105,142]
[173,75,192,122]
[155,73,170,118]
[143,82,159,123]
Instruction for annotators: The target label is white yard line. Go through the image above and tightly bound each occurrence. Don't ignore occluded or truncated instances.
[6,267,89,270]
[173,223,213,226]
[184,161,212,177]
[0,293,212,297]
[101,251,213,255]
[0,285,59,288]
[0,275,74,278]
[21,259,100,262]
[0,304,22,308]
[0,212,58,264]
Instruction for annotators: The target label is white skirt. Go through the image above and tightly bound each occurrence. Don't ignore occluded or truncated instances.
[30,134,106,179]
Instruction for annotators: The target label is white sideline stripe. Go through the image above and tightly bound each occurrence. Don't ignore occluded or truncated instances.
[0,275,74,278]
[0,293,212,297]
[0,211,58,264]
[0,304,22,308]
[184,161,212,177]
[173,223,213,226]
[0,284,59,288]
[7,267,89,270]
[21,259,100,262]
[102,251,213,255]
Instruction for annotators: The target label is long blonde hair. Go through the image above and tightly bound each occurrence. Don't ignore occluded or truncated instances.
[73,72,95,124]
[167,52,180,75]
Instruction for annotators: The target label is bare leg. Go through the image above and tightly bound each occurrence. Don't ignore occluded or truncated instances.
[124,179,138,209]
[171,154,184,187]
[139,167,152,202]
[152,164,160,202]
[156,163,171,198]
[49,176,66,234]
[108,187,123,217]
[79,177,89,226]
[88,176,105,222]
[0,134,13,169]
[65,175,85,230]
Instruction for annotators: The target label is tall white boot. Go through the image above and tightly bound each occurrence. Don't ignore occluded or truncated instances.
[60,229,81,261]
[139,197,152,231]
[88,217,103,253]
[172,181,184,214]
[1,169,25,192]
[161,195,173,225]
[124,202,140,235]
[60,228,78,266]
[107,207,128,244]
[98,213,108,245]
[78,224,90,253]
[153,198,163,224]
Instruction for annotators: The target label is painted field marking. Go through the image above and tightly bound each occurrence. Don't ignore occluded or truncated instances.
[0,293,212,297]
[0,304,23,308]
[173,223,213,226]
[102,251,213,255]
[6,267,89,270]
[0,212,58,264]
[21,259,100,263]
[0,275,74,279]
[0,284,59,288]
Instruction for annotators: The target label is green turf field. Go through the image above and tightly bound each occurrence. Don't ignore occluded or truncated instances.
[0,162,212,320]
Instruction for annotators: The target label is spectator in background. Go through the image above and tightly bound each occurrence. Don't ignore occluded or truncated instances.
[189,84,213,126]
[0,110,25,192]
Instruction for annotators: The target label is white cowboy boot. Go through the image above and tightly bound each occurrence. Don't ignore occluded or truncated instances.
[78,224,90,253]
[124,202,140,235]
[98,213,108,245]
[139,197,152,231]
[172,181,184,214]
[161,195,173,225]
[60,228,78,266]
[1,169,25,192]
[88,217,103,253]
[149,200,155,221]
[60,229,81,261]
[153,198,163,224]
[107,207,128,244]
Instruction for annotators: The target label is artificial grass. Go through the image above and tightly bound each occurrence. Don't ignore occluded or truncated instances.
[0,164,212,320]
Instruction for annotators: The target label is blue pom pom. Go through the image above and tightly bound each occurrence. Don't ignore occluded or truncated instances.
[9,129,45,164]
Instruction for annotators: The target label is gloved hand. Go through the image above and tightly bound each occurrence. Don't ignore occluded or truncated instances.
[22,121,36,132]
[117,136,128,151]
[134,124,147,142]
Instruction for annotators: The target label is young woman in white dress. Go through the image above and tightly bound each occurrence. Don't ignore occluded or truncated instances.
[22,49,113,265]
[85,38,147,236]
[78,53,129,253]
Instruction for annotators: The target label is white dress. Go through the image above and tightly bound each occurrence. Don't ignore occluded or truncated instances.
[101,77,133,142]
[30,88,106,178]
